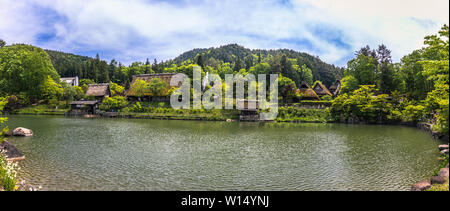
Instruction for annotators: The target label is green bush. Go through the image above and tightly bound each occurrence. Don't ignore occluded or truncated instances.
[99,96,129,111]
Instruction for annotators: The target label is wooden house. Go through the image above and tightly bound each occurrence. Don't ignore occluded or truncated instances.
[85,83,111,101]
[329,80,341,96]
[313,82,332,96]
[237,100,260,121]
[127,73,184,102]
[69,101,99,114]
[297,82,320,101]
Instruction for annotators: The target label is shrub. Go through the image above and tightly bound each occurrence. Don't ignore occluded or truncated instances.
[99,96,129,112]
[0,154,18,191]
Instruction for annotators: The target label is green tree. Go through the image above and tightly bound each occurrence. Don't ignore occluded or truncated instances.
[278,75,297,103]
[420,25,449,134]
[0,97,8,139]
[298,64,313,86]
[0,44,60,103]
[41,76,63,102]
[148,78,168,96]
[340,75,359,94]
[346,54,376,85]
[249,62,271,75]
[376,45,396,93]
[129,79,148,102]
[110,82,125,96]
[0,39,5,48]
[99,96,128,111]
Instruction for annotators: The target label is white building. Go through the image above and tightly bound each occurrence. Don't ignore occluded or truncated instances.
[60,76,79,86]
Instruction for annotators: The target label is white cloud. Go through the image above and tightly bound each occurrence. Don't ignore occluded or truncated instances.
[0,0,448,66]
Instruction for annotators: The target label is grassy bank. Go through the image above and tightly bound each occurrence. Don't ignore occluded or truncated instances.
[118,108,240,121]
[12,104,69,115]
[276,107,331,123]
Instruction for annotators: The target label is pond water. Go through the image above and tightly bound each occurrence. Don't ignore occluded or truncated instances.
[6,115,442,191]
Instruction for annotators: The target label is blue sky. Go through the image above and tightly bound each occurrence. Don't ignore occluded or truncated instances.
[0,0,448,67]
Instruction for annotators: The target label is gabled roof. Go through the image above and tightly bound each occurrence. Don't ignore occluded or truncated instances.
[329,80,341,96]
[85,83,110,97]
[297,81,320,100]
[313,83,332,96]
[299,81,312,90]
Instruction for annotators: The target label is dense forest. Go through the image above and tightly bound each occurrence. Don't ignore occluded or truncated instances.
[43,44,344,88]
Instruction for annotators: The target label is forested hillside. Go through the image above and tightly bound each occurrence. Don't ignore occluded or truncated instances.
[172,44,344,86]
[43,44,344,88]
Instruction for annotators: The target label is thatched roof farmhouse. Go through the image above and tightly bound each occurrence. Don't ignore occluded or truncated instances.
[85,83,111,100]
[313,82,332,96]
[329,80,341,96]
[298,82,320,101]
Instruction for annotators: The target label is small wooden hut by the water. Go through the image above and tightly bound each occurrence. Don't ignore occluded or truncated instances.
[69,101,99,114]
[237,100,260,121]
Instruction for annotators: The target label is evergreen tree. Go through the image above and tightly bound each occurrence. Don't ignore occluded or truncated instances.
[234,57,242,72]
[196,55,205,69]
[377,45,395,93]
[145,58,151,74]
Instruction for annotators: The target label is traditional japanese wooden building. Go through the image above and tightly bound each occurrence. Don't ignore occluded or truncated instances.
[127,73,184,102]
[328,80,341,96]
[237,100,260,121]
[313,82,332,96]
[85,83,111,101]
[69,101,99,115]
[297,82,320,101]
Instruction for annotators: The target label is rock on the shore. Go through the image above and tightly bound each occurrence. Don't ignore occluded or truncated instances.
[438,168,449,178]
[411,180,431,191]
[12,127,33,137]
[430,176,447,184]
[439,145,449,151]
[441,149,449,155]
[0,140,25,161]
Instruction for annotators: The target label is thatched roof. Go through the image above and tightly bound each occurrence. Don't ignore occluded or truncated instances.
[313,83,332,96]
[329,80,341,96]
[298,81,320,100]
[299,81,311,90]
[85,83,111,97]
[127,73,182,97]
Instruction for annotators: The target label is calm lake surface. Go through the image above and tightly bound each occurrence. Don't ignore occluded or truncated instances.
[6,115,441,191]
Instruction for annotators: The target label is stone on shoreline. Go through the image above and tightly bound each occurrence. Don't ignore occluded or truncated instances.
[438,168,449,178]
[0,140,25,161]
[12,127,33,137]
[430,176,447,184]
[439,145,449,151]
[440,149,449,155]
[411,180,431,191]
